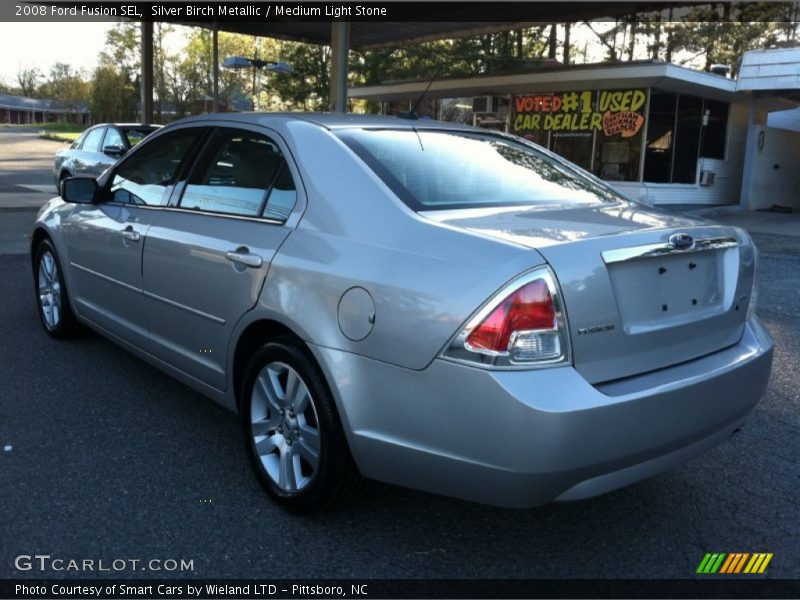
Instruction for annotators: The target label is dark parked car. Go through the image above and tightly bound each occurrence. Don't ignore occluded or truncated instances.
[53,123,161,189]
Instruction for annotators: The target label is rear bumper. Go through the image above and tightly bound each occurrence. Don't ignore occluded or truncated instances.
[312,317,773,508]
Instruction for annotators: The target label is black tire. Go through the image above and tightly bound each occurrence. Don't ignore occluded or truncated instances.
[240,337,362,512]
[33,239,80,339]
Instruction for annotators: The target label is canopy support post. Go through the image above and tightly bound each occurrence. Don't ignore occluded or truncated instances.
[141,21,154,124]
[329,22,350,113]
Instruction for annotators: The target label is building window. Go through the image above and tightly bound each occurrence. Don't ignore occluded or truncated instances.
[700,99,729,159]
[438,97,474,125]
[383,100,411,117]
[552,132,594,171]
[643,90,677,183]
[643,91,729,184]
[673,94,704,183]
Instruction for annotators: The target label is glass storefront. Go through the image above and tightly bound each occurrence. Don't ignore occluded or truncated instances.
[512,89,646,181]
[510,88,729,184]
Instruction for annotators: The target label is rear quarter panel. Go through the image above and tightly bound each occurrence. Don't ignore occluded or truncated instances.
[251,120,546,371]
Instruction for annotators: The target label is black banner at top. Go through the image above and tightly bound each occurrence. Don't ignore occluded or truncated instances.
[6,1,797,23]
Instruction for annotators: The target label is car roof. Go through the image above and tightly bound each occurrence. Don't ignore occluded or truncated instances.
[88,123,162,129]
[167,112,478,132]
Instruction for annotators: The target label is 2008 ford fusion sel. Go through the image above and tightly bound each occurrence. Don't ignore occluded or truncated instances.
[30,114,773,511]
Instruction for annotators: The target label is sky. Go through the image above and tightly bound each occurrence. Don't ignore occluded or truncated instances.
[0,22,114,84]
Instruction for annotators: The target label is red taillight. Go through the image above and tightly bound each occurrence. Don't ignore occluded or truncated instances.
[466,279,556,353]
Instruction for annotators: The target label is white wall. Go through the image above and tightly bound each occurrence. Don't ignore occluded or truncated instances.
[742,125,800,211]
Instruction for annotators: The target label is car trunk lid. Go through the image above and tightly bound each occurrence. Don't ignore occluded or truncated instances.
[423,202,755,384]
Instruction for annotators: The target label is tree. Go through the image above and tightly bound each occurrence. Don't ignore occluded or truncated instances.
[101,22,180,120]
[16,67,41,97]
[39,62,90,108]
[670,3,785,76]
[583,21,621,61]
[264,41,330,111]
[102,22,141,81]
[182,29,263,111]
[90,61,136,122]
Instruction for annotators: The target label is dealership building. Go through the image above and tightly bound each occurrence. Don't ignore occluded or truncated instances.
[0,93,89,125]
[350,47,800,211]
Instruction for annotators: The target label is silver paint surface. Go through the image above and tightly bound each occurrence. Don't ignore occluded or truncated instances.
[32,113,774,507]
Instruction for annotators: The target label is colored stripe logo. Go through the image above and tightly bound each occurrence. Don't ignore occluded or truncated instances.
[697,553,773,574]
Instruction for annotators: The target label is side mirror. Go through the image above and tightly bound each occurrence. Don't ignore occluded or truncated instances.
[60,177,98,204]
[103,145,126,157]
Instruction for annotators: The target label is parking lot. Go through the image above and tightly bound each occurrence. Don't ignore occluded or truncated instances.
[1,127,798,579]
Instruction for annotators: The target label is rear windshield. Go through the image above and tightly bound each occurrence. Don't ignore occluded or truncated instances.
[336,128,624,211]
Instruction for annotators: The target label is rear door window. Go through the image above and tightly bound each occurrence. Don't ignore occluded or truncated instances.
[262,163,297,221]
[81,128,106,153]
[179,128,296,219]
[102,127,126,152]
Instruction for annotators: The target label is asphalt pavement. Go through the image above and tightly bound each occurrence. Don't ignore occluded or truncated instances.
[0,128,798,580]
[0,126,61,209]
[1,233,798,579]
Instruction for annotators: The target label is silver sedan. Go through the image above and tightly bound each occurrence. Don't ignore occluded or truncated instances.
[53,123,160,189]
[30,114,773,512]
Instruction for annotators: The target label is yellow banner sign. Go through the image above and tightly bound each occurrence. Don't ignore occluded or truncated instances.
[513,89,646,137]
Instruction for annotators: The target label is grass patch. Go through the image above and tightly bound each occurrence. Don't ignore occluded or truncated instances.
[38,122,85,133]
[37,122,85,143]
[39,130,81,143]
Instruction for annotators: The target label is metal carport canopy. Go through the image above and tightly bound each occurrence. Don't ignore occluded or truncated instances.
[140,2,697,120]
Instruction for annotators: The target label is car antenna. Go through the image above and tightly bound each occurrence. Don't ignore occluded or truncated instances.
[397,64,443,120]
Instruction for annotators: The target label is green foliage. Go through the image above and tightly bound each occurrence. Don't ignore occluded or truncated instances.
[38,63,91,109]
[351,27,553,86]
[181,29,259,111]
[582,4,798,73]
[262,41,330,110]
[102,22,141,81]
[91,61,136,122]
[38,122,85,133]
[669,3,795,75]
[16,67,41,97]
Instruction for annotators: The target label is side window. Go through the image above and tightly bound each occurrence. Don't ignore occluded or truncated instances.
[262,163,297,221]
[70,132,87,150]
[103,128,125,151]
[110,128,201,206]
[180,128,288,218]
[81,128,106,153]
[125,129,152,147]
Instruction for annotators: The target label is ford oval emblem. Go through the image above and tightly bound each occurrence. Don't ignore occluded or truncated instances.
[669,233,694,249]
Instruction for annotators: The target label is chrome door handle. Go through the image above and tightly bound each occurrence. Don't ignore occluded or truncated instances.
[119,227,140,242]
[226,248,262,268]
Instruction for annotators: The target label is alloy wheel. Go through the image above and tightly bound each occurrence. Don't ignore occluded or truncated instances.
[38,251,62,330]
[250,361,321,493]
